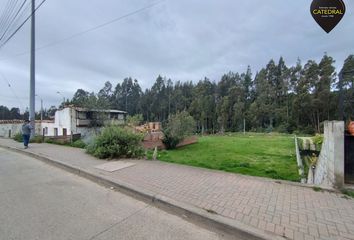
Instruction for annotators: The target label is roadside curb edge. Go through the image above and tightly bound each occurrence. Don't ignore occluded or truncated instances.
[0,145,285,240]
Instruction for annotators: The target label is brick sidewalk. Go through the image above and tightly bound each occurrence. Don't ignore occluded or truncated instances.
[1,139,354,240]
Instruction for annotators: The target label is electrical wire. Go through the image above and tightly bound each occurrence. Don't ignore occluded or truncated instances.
[0,0,47,50]
[0,0,17,36]
[0,69,25,109]
[10,1,31,35]
[0,0,27,44]
[0,0,29,44]
[0,0,166,61]
[0,1,15,28]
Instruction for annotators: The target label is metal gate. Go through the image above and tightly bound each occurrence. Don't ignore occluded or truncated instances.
[345,132,354,184]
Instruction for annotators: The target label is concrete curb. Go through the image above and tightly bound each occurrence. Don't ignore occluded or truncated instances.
[1,145,285,240]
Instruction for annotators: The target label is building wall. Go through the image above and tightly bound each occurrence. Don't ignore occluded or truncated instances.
[53,107,73,135]
[0,123,22,138]
[41,122,56,136]
[0,122,44,138]
[1,108,126,139]
[312,121,344,189]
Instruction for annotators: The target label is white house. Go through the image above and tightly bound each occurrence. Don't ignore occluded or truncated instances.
[0,106,127,140]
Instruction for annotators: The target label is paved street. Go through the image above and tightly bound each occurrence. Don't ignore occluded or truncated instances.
[0,148,230,240]
[1,139,354,240]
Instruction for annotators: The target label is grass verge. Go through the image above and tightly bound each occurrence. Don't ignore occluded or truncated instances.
[151,133,299,181]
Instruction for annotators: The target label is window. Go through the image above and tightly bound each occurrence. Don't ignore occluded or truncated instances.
[54,128,58,136]
[63,128,67,136]
[77,111,87,119]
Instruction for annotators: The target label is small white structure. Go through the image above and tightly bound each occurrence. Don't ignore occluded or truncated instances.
[309,121,345,189]
[0,107,127,140]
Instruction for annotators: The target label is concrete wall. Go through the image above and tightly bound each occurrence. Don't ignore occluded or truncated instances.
[312,121,344,189]
[53,108,73,135]
[40,108,75,137]
[0,123,22,138]
[0,122,44,138]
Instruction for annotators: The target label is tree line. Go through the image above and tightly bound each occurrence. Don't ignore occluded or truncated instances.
[0,105,57,121]
[69,54,353,134]
[2,54,353,134]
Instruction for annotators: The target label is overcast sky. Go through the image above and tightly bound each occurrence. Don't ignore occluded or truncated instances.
[0,0,353,112]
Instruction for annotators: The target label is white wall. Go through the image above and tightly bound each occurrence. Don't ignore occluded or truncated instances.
[0,108,126,139]
[0,122,44,138]
[0,123,22,138]
[53,108,72,135]
[312,121,344,189]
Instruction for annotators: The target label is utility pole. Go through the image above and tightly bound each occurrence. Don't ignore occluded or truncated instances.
[29,0,36,138]
[40,98,43,121]
[35,94,43,121]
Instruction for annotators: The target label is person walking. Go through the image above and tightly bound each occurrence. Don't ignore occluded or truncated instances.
[21,120,32,149]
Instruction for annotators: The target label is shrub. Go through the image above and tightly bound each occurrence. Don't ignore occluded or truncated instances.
[86,126,144,159]
[301,126,316,135]
[276,123,288,134]
[126,114,143,126]
[13,133,43,143]
[13,133,23,142]
[71,139,86,148]
[312,134,323,151]
[162,111,196,149]
[45,138,55,144]
[30,136,43,143]
[312,134,323,145]
[276,121,297,134]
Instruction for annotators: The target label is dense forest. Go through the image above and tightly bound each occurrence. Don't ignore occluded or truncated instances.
[1,54,353,134]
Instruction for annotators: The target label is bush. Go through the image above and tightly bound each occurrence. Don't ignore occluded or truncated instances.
[30,136,43,143]
[312,134,323,151]
[45,138,54,144]
[86,126,144,159]
[312,134,323,145]
[45,138,86,148]
[126,114,143,126]
[13,133,23,142]
[276,121,297,134]
[301,126,316,135]
[71,139,86,148]
[162,111,196,149]
[13,133,43,143]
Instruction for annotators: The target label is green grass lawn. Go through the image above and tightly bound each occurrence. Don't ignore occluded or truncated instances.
[155,133,299,181]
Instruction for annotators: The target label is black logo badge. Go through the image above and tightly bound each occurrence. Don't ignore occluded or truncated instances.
[311,0,346,33]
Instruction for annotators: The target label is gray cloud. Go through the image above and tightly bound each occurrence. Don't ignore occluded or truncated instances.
[0,0,353,112]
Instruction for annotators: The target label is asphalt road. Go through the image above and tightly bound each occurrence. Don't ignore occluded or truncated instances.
[0,148,231,240]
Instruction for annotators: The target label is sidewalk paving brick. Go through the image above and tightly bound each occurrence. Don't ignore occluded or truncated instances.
[1,138,354,240]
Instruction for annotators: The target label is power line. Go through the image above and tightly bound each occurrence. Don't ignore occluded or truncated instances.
[0,0,29,44]
[11,0,31,30]
[0,0,17,32]
[0,0,26,42]
[0,0,165,61]
[0,69,25,109]
[0,0,47,50]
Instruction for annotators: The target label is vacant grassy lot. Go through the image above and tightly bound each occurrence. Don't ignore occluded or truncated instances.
[156,133,299,181]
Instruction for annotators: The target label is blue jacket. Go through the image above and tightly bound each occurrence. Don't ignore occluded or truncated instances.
[21,123,32,135]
